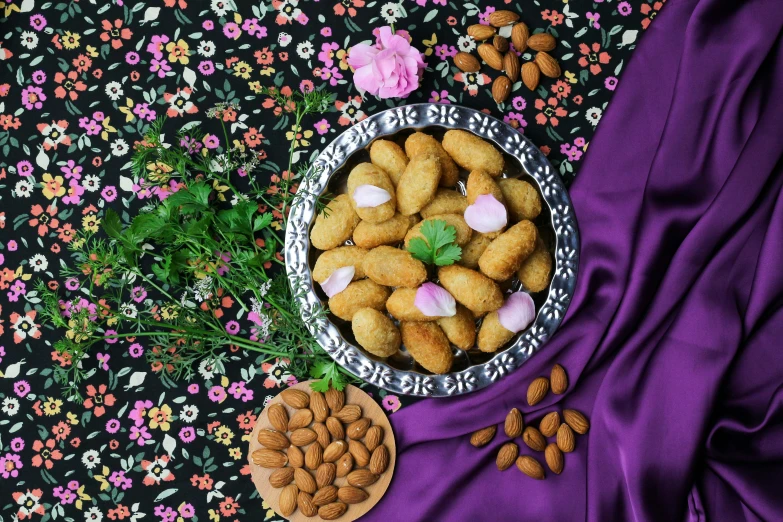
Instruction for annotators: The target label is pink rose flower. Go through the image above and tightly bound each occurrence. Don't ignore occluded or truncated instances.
[347,26,426,99]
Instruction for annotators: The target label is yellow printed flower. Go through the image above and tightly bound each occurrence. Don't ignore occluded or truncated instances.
[248,81,262,93]
[66,317,92,343]
[41,173,66,199]
[94,466,111,492]
[81,210,101,233]
[148,404,172,431]
[0,0,21,17]
[85,45,99,58]
[161,305,179,320]
[166,39,190,64]
[564,70,577,84]
[75,485,91,510]
[67,412,79,425]
[208,509,220,522]
[147,161,173,184]
[43,397,63,416]
[233,61,253,79]
[336,49,351,70]
[119,98,136,123]
[63,31,81,50]
[212,179,229,202]
[100,117,117,141]
[228,447,242,460]
[214,425,234,446]
[285,124,313,149]
[259,66,276,77]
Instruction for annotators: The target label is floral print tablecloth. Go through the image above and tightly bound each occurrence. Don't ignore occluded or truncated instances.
[0,1,662,520]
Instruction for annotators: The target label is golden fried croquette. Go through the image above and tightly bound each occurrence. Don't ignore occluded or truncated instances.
[404,214,473,248]
[437,304,476,350]
[517,237,552,293]
[352,213,413,249]
[477,311,515,353]
[328,279,391,321]
[310,194,360,251]
[404,132,460,187]
[498,178,542,222]
[466,169,505,205]
[400,321,453,374]
[386,288,441,322]
[369,140,408,186]
[312,246,368,283]
[459,233,492,269]
[442,130,504,177]
[437,265,504,314]
[396,153,442,216]
[362,246,427,288]
[478,220,538,281]
[420,189,468,218]
[351,308,400,357]
[346,163,396,224]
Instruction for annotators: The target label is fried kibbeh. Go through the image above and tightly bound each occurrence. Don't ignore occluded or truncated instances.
[404,132,460,187]
[404,214,473,248]
[312,246,368,283]
[400,321,453,374]
[310,194,360,251]
[351,308,400,357]
[420,189,468,218]
[362,246,427,288]
[386,287,442,322]
[396,152,442,216]
[479,220,537,281]
[438,265,503,314]
[352,212,413,249]
[477,311,515,353]
[517,238,552,293]
[442,129,504,177]
[328,279,391,321]
[346,163,396,224]
[498,178,542,222]
[459,233,492,269]
[369,139,408,186]
[437,304,477,350]
[466,169,505,205]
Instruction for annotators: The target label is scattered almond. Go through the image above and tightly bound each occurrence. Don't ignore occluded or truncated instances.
[347,417,372,440]
[511,22,529,52]
[252,448,288,468]
[294,467,317,494]
[556,423,575,453]
[365,425,384,452]
[348,439,371,467]
[535,51,561,78]
[492,76,511,104]
[523,426,547,452]
[493,35,509,53]
[290,428,318,447]
[563,409,589,434]
[369,445,389,475]
[522,62,540,91]
[287,445,304,468]
[323,440,348,463]
[551,364,568,394]
[478,43,503,71]
[310,391,329,422]
[316,462,336,489]
[313,422,331,449]
[257,429,290,451]
[470,425,497,447]
[539,411,560,438]
[313,485,339,506]
[454,52,481,73]
[325,416,345,440]
[527,33,556,52]
[489,9,520,27]
[516,455,545,480]
[267,404,289,433]
[305,442,323,470]
[297,491,318,517]
[503,51,520,83]
[325,388,344,414]
[279,484,299,517]
[527,377,550,406]
[544,443,564,474]
[281,388,310,409]
[269,467,295,488]
[338,486,369,504]
[496,442,519,471]
[334,404,361,423]
[347,469,379,488]
[467,24,496,41]
[287,408,313,431]
[318,502,348,520]
[504,408,524,438]
[335,452,354,478]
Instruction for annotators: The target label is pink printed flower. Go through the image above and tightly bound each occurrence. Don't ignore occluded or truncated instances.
[347,26,426,99]
[83,384,116,417]
[54,71,87,100]
[141,455,175,485]
[21,85,46,110]
[578,42,611,75]
[535,97,568,127]
[100,19,133,49]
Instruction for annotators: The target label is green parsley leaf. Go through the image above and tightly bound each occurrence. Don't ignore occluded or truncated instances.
[103,208,123,239]
[309,361,347,392]
[407,219,463,266]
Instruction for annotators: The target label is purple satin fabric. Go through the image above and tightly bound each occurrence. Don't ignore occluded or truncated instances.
[366,0,783,520]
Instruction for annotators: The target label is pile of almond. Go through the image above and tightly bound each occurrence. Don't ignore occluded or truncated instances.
[252,388,390,520]
[455,10,562,103]
[470,364,590,479]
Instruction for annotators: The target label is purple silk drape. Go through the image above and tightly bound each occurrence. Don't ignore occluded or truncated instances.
[366,0,783,520]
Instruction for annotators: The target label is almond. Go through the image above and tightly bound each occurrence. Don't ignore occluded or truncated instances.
[346,417,371,440]
[334,404,361,423]
[545,443,564,474]
[563,409,590,434]
[551,364,568,394]
[279,484,299,517]
[478,43,503,71]
[287,444,304,468]
[454,52,480,73]
[257,429,290,451]
[281,388,310,409]
[305,441,323,470]
[313,422,330,449]
[365,425,384,452]
[527,377,550,406]
[527,33,556,52]
[269,467,295,488]
[535,52,561,78]
[522,62,540,91]
[539,411,560,437]
[326,417,345,440]
[294,467,317,494]
[313,485,338,507]
[492,75,511,104]
[496,442,519,471]
[470,425,497,447]
[493,35,509,53]
[267,404,289,433]
[516,455,545,480]
[310,391,329,422]
[325,388,344,414]
[347,469,379,488]
[489,9,520,27]
[287,408,313,431]
[335,452,354,478]
[338,486,369,504]
[318,502,348,520]
[348,439,370,467]
[503,51,520,83]
[556,423,575,453]
[504,408,523,438]
[298,491,318,517]
[316,462,336,489]
[511,22,529,53]
[369,445,389,475]
[252,448,288,468]
[523,426,547,452]
[467,23,496,41]
[290,428,317,446]
[323,440,348,463]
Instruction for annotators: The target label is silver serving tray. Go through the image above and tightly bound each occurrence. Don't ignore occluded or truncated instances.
[285,104,579,397]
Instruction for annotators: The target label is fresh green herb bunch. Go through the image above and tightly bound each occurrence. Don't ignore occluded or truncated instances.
[37,89,353,402]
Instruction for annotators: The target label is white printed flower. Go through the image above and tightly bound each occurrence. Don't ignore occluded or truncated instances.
[20,31,39,49]
[120,303,137,318]
[82,449,101,469]
[2,397,20,416]
[458,35,476,53]
[110,139,129,156]
[586,107,603,126]
[296,41,314,60]
[179,404,199,423]
[381,2,403,24]
[82,174,101,192]
[210,0,232,16]
[29,254,48,272]
[105,81,123,101]
[198,40,216,57]
[15,179,34,198]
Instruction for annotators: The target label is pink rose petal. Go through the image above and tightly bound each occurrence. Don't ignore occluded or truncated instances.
[414,282,456,317]
[319,266,355,298]
[497,291,536,333]
[464,194,508,233]
[353,184,392,208]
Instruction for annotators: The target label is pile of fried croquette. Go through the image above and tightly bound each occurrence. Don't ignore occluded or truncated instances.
[310,129,553,375]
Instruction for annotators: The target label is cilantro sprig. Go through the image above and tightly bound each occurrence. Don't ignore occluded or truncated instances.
[309,361,348,392]
[407,219,462,266]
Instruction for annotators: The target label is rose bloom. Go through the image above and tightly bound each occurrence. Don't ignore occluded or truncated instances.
[347,26,426,99]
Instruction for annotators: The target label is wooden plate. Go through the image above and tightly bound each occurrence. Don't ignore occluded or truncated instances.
[248,381,396,521]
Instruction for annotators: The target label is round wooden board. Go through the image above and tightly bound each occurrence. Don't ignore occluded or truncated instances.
[248,381,396,521]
